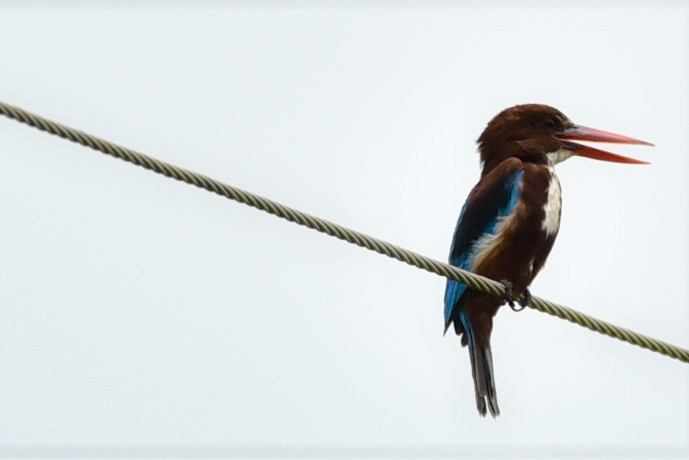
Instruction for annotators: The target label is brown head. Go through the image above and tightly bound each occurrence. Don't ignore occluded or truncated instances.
[476,104,652,175]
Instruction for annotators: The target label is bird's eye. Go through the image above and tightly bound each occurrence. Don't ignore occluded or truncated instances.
[543,118,557,129]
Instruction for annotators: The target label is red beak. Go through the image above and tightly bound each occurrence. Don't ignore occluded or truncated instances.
[555,125,653,164]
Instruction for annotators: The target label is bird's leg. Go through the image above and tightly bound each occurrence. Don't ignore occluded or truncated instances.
[500,280,527,312]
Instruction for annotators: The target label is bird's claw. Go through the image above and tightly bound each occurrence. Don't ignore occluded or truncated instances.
[500,280,530,312]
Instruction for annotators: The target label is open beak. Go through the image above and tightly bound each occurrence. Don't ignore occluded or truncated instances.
[555,125,653,164]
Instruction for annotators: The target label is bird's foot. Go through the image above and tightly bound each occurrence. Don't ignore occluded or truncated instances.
[520,288,532,310]
[500,279,517,309]
[500,280,529,312]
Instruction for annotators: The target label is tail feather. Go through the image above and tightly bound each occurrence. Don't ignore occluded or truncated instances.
[460,311,500,417]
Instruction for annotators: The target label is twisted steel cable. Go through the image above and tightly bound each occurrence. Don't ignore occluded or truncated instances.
[1,100,687,364]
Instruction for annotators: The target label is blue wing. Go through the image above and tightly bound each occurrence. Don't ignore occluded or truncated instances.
[444,160,524,330]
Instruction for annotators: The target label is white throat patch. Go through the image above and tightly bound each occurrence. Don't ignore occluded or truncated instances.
[547,148,574,165]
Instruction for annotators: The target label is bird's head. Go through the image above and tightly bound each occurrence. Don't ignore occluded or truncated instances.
[476,104,652,175]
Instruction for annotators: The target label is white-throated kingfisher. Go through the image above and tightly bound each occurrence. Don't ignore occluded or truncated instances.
[445,104,652,417]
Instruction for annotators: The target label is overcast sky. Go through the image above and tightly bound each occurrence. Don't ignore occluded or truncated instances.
[0,2,687,458]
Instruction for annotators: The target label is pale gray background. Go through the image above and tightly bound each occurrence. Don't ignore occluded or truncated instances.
[0,1,687,458]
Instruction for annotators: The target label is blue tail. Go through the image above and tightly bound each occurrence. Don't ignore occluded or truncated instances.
[459,311,500,417]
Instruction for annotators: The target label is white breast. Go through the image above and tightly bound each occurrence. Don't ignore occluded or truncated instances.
[542,170,562,237]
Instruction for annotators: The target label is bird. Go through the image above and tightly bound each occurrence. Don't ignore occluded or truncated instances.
[444,104,652,417]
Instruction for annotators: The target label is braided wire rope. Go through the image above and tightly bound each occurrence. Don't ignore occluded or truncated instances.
[1,100,687,364]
